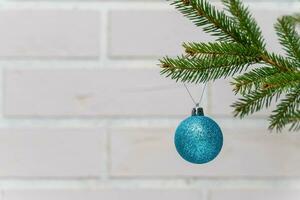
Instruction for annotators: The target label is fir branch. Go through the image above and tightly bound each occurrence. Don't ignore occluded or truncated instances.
[159,0,300,131]
[284,112,300,131]
[262,71,300,90]
[170,0,247,43]
[222,0,265,49]
[160,55,256,83]
[260,53,298,71]
[183,42,260,57]
[232,88,281,118]
[269,86,300,131]
[232,66,281,95]
[232,75,299,118]
[275,16,300,61]
[292,14,300,23]
[233,68,300,95]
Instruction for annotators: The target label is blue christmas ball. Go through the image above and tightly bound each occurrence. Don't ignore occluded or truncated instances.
[174,115,223,164]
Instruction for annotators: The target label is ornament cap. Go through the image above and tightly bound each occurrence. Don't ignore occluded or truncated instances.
[191,107,204,116]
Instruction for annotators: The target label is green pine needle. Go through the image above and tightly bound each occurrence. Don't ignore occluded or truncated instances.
[232,88,281,118]
[232,72,300,118]
[232,66,281,95]
[183,42,260,58]
[269,86,300,131]
[160,55,256,83]
[222,0,266,49]
[159,0,300,131]
[170,0,247,43]
[275,16,300,61]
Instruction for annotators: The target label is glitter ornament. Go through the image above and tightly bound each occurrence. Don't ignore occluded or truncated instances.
[174,107,223,164]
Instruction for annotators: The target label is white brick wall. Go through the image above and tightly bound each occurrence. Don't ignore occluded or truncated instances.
[0,10,101,58]
[3,189,204,200]
[0,0,299,200]
[0,128,105,177]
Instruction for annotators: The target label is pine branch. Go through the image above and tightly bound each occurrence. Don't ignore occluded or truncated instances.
[170,0,247,43]
[159,0,300,131]
[260,53,298,71]
[283,112,300,131]
[183,42,260,57]
[291,14,300,23]
[232,66,281,95]
[222,0,265,49]
[275,16,300,61]
[269,86,300,131]
[233,67,300,95]
[232,74,299,118]
[232,88,281,118]
[160,55,257,83]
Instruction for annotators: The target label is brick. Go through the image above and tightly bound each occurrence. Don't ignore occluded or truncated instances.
[0,128,105,177]
[210,189,300,200]
[109,7,298,58]
[3,189,203,200]
[209,79,235,116]
[110,123,300,177]
[109,10,213,58]
[4,69,202,117]
[0,10,100,58]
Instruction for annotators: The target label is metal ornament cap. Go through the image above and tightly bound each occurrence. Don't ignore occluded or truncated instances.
[174,111,223,164]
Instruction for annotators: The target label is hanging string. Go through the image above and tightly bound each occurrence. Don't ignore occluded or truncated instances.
[183,82,208,107]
